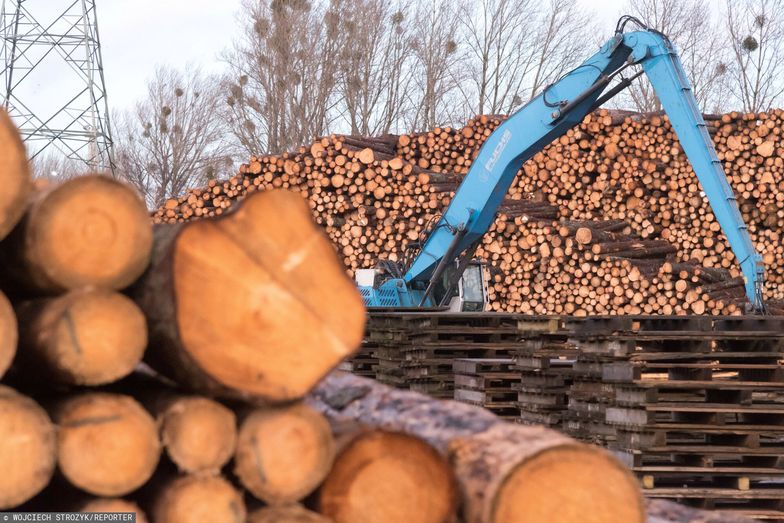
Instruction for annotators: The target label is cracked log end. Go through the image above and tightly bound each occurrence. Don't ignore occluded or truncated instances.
[234,402,334,505]
[0,109,31,241]
[0,386,56,509]
[152,475,246,523]
[160,396,237,474]
[17,289,147,386]
[55,393,161,496]
[140,188,366,401]
[318,430,458,523]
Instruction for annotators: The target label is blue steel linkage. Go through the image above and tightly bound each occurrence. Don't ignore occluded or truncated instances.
[401,29,765,311]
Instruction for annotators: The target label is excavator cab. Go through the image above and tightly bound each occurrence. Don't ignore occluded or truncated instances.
[431,260,489,312]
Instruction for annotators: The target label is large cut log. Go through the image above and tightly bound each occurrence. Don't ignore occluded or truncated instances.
[0,109,32,240]
[133,189,365,401]
[310,372,645,523]
[0,290,17,379]
[249,504,331,523]
[318,429,458,523]
[0,386,57,509]
[54,393,160,496]
[80,498,150,523]
[151,475,246,523]
[234,402,335,505]
[15,289,147,386]
[157,395,237,475]
[0,175,152,295]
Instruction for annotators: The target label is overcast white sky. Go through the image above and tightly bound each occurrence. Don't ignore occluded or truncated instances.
[98,0,626,113]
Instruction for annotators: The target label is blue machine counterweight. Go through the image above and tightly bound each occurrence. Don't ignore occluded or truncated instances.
[359,18,766,313]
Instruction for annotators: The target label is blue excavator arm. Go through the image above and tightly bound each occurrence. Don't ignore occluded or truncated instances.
[361,23,765,311]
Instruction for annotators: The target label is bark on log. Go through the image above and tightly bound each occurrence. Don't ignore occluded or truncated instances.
[248,504,331,523]
[157,396,237,475]
[0,175,152,295]
[234,402,335,505]
[151,475,246,523]
[79,498,150,523]
[54,393,160,496]
[646,499,755,523]
[15,289,147,386]
[0,109,32,241]
[317,428,458,523]
[133,189,366,402]
[310,372,645,523]
[0,290,17,379]
[0,386,56,508]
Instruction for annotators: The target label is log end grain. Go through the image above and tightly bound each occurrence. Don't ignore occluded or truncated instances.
[80,498,149,523]
[453,425,644,523]
[235,403,334,505]
[318,430,458,523]
[18,290,147,386]
[0,291,17,378]
[153,475,246,523]
[168,189,366,400]
[25,175,152,292]
[492,445,644,523]
[0,109,32,240]
[0,387,56,509]
[160,397,237,474]
[56,393,161,497]
[248,504,331,523]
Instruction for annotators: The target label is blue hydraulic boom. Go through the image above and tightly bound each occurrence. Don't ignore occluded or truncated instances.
[358,17,766,313]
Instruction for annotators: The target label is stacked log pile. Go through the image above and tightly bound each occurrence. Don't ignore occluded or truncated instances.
[0,110,708,523]
[154,109,784,314]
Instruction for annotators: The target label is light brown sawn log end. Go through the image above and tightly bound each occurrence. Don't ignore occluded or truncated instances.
[169,189,366,401]
[318,430,458,523]
[55,393,161,497]
[80,498,150,523]
[0,108,32,240]
[235,402,334,505]
[21,174,152,292]
[0,290,17,379]
[160,396,237,475]
[0,386,56,509]
[152,475,246,523]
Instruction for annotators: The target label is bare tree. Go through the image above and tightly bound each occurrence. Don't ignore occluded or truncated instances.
[337,0,414,135]
[114,67,230,208]
[623,0,729,113]
[456,0,536,115]
[407,0,464,130]
[29,151,84,181]
[223,0,346,155]
[457,0,593,117]
[528,0,593,99]
[725,0,784,112]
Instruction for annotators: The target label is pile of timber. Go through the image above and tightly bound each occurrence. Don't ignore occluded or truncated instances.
[433,313,784,521]
[0,110,727,523]
[153,109,784,315]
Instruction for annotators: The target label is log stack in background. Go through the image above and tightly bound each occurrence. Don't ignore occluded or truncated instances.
[154,109,784,315]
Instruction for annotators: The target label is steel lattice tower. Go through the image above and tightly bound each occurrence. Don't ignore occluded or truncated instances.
[0,0,114,173]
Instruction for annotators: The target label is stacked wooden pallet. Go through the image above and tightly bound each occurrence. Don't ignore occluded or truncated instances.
[582,316,784,520]
[453,358,519,419]
[512,318,575,429]
[153,109,784,315]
